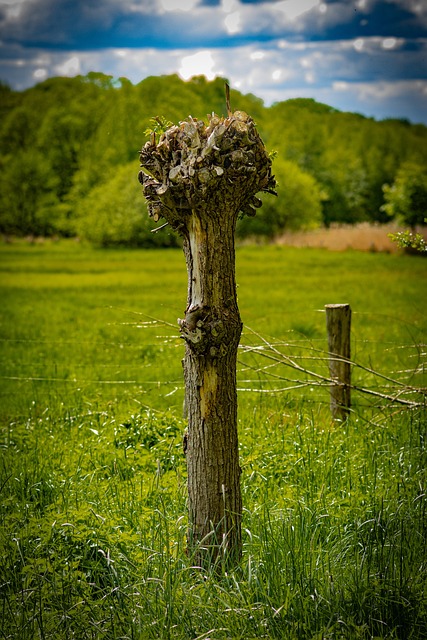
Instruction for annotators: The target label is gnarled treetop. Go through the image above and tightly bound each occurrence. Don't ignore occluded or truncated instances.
[138,109,276,232]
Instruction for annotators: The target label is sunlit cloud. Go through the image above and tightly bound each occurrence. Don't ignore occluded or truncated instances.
[382,37,397,49]
[178,50,217,81]
[250,51,266,61]
[33,68,48,80]
[55,56,81,77]
[222,0,242,35]
[276,0,320,21]
[224,11,241,35]
[159,0,199,11]
[333,81,348,91]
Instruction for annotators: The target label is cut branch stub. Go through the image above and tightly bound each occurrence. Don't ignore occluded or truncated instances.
[138,111,276,229]
[138,108,276,567]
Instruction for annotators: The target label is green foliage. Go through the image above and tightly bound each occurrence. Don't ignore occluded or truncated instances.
[81,70,121,89]
[144,115,174,137]
[388,226,427,252]
[74,162,179,247]
[320,146,371,225]
[0,150,60,235]
[282,96,340,115]
[36,108,91,199]
[264,104,427,227]
[382,163,427,229]
[1,74,427,241]
[237,156,324,238]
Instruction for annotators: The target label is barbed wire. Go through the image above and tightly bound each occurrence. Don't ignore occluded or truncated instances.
[1,312,425,412]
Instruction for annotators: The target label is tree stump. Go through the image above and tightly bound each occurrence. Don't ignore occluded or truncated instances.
[138,104,276,566]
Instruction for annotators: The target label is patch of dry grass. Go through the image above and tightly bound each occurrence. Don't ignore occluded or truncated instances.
[277,222,427,253]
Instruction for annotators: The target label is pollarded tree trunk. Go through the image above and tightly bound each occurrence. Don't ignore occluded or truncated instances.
[180,202,243,566]
[138,102,276,566]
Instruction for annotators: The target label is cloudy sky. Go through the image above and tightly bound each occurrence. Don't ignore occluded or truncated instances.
[0,0,426,123]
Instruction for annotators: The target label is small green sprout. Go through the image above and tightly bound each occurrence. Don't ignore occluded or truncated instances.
[144,116,174,138]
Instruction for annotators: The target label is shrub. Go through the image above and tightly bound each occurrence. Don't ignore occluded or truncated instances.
[75,162,179,247]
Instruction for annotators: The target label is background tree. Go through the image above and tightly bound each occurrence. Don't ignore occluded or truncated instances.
[319,150,370,225]
[75,162,178,247]
[1,73,427,240]
[237,156,324,238]
[0,150,59,236]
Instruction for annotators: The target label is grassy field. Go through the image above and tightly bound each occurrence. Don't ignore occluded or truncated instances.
[1,240,426,639]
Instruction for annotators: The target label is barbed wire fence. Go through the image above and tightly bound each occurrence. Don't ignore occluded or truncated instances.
[1,307,426,421]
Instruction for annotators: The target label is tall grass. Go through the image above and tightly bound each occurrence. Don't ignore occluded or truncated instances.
[1,240,426,638]
[1,402,425,638]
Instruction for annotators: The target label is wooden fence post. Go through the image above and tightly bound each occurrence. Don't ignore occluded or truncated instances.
[325,303,351,420]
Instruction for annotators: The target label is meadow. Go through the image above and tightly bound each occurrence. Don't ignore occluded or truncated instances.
[0,240,426,639]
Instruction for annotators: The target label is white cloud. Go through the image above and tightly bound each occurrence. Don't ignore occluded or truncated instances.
[33,68,48,80]
[1,0,27,19]
[250,51,266,60]
[333,81,348,91]
[159,0,199,11]
[276,0,320,21]
[178,50,218,81]
[224,11,242,35]
[54,55,81,77]
[32,53,52,66]
[328,78,427,122]
[1,1,426,124]
[221,0,241,35]
[347,79,427,101]
[222,0,236,12]
[300,55,312,68]
[382,37,397,49]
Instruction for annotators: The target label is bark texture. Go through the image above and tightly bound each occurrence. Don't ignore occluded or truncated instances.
[138,107,275,565]
[325,303,352,421]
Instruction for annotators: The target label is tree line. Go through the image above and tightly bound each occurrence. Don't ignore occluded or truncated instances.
[0,72,426,247]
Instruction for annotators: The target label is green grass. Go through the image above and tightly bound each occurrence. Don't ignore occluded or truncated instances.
[1,241,425,419]
[1,240,426,638]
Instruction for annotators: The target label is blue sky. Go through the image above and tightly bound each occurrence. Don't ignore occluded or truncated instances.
[0,0,426,123]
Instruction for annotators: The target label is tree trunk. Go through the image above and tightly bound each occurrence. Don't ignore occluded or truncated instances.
[138,104,276,566]
[180,210,243,566]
